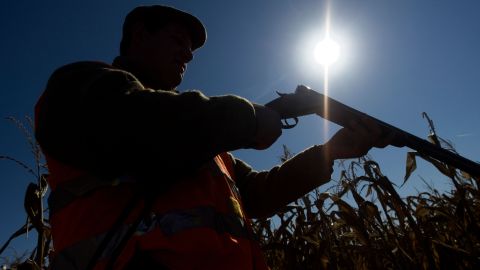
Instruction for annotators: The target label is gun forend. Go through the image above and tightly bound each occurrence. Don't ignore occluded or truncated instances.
[265,85,480,177]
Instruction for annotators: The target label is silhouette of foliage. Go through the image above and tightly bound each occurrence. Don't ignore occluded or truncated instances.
[252,120,480,269]
[0,117,50,270]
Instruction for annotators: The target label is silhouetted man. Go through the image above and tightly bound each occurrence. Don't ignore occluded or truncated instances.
[35,5,390,270]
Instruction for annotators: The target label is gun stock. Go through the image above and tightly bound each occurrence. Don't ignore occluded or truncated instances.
[265,85,480,177]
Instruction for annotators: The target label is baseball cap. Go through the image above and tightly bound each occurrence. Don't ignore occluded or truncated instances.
[122,5,207,51]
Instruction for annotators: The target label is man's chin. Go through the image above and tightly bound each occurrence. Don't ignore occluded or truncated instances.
[153,76,182,91]
[169,76,182,90]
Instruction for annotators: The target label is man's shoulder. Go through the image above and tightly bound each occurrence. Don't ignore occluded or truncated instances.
[57,60,113,70]
[46,60,130,89]
[50,61,114,78]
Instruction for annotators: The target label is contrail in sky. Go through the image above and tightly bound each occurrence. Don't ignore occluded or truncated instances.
[455,133,475,138]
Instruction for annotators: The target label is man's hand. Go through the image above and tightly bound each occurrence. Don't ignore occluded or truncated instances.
[324,117,393,160]
[251,104,282,150]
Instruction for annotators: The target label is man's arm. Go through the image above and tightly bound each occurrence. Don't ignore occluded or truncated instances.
[232,116,391,219]
[36,62,260,178]
[232,145,333,219]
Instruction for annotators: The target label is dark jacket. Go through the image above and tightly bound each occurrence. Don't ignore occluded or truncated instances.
[35,58,333,218]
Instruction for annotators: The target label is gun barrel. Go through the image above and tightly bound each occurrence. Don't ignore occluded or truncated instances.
[266,87,480,177]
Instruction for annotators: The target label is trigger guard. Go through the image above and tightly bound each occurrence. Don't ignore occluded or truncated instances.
[281,117,298,129]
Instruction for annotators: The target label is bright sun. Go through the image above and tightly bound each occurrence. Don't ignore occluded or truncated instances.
[314,38,340,66]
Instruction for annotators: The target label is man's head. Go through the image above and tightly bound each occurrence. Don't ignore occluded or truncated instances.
[120,5,206,90]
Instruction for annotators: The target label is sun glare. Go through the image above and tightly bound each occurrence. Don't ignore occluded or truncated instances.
[314,37,340,66]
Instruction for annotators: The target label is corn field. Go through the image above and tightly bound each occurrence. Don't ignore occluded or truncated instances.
[1,115,480,269]
[252,141,480,269]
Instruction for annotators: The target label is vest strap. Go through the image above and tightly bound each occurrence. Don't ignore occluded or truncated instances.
[138,205,250,238]
[48,175,136,214]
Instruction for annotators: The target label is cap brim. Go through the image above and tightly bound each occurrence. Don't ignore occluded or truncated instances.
[160,6,206,50]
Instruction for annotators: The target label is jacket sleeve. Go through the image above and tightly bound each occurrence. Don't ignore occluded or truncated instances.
[35,62,257,179]
[232,145,333,219]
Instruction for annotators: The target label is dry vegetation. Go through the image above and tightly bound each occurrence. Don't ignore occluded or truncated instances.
[1,116,480,269]
[0,117,49,270]
[253,133,480,269]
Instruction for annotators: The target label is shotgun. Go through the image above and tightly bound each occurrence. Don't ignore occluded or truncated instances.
[265,85,480,177]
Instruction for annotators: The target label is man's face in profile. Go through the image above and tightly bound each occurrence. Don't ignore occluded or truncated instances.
[135,22,193,90]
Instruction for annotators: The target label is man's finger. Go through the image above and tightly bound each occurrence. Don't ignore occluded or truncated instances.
[348,119,369,138]
[375,130,396,148]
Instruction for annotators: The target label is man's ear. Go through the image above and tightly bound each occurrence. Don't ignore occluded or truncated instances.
[129,22,149,51]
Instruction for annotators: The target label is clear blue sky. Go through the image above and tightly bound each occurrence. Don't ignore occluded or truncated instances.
[1,0,480,259]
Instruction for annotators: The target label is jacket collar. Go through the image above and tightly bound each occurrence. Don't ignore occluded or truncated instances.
[112,56,178,93]
[112,56,151,88]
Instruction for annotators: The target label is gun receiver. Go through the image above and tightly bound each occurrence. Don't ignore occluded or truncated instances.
[265,85,480,177]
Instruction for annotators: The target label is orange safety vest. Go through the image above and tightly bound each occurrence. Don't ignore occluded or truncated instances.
[45,151,269,270]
